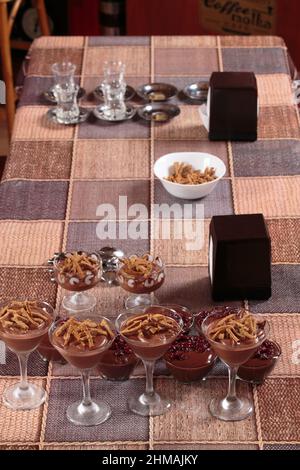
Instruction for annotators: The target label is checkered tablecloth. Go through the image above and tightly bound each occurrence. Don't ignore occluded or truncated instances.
[0,35,300,450]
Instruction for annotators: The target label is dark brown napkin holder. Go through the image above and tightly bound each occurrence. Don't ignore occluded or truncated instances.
[209,214,271,301]
[208,72,258,142]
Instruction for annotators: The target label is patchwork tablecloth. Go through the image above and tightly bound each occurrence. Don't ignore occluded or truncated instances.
[0,35,300,450]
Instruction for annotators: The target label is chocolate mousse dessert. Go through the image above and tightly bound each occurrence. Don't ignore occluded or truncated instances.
[51,317,115,369]
[54,251,102,292]
[162,304,193,333]
[164,334,217,382]
[97,335,139,381]
[205,310,266,366]
[0,300,52,352]
[120,311,181,360]
[238,339,281,384]
[117,254,165,294]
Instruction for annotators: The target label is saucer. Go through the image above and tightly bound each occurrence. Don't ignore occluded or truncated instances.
[183,82,208,101]
[136,83,178,102]
[47,107,89,125]
[44,86,85,103]
[137,103,180,122]
[93,104,136,122]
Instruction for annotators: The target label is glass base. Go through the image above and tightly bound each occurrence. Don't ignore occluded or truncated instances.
[128,392,171,416]
[3,382,46,410]
[209,396,253,421]
[66,400,111,426]
[125,294,158,309]
[62,292,97,313]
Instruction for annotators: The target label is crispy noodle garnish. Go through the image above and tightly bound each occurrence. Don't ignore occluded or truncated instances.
[165,162,217,185]
[120,254,154,278]
[208,311,264,344]
[121,313,179,340]
[57,252,99,279]
[0,301,49,332]
[55,317,114,348]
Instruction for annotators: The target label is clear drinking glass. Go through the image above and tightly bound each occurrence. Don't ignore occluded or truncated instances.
[52,62,80,124]
[116,305,183,416]
[202,310,269,421]
[100,60,127,120]
[0,300,54,410]
[49,316,115,426]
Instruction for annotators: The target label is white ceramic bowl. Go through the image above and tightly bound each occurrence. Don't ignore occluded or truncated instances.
[154,152,226,200]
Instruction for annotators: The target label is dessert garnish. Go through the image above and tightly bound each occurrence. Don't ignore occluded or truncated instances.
[167,334,210,361]
[165,162,217,185]
[251,339,280,360]
[121,313,179,339]
[0,301,49,332]
[120,254,156,277]
[110,335,134,359]
[208,311,264,344]
[54,317,114,348]
[57,252,99,279]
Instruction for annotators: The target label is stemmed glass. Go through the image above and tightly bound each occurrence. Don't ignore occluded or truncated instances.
[116,305,183,416]
[202,309,269,421]
[0,300,54,410]
[49,315,115,426]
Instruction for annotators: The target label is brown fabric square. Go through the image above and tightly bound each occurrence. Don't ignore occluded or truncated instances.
[84,47,150,76]
[28,48,83,76]
[154,106,207,140]
[258,378,300,441]
[258,106,300,139]
[3,141,73,181]
[154,48,218,75]
[267,218,300,263]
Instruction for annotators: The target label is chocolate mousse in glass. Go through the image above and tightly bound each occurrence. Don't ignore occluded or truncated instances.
[49,315,115,426]
[0,300,54,410]
[238,339,281,384]
[116,254,165,308]
[97,335,139,381]
[164,334,217,383]
[202,308,269,421]
[116,305,182,416]
[52,251,102,312]
[162,304,194,333]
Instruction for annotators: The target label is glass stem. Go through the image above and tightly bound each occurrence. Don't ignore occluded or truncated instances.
[143,360,155,398]
[18,352,30,391]
[226,366,238,402]
[81,370,92,406]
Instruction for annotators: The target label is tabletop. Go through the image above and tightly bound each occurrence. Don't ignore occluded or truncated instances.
[0,35,300,450]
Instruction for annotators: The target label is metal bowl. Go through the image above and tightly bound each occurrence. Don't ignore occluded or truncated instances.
[94,84,136,101]
[136,83,178,102]
[137,103,180,122]
[183,82,208,101]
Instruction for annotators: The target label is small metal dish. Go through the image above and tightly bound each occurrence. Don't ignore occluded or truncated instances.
[46,107,89,125]
[44,86,85,103]
[136,83,178,102]
[93,104,136,122]
[94,84,136,101]
[137,103,180,122]
[183,82,209,101]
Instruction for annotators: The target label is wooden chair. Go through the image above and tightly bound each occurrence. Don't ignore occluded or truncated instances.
[0,0,50,137]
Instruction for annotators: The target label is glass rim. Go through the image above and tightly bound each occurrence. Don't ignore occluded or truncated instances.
[52,250,102,270]
[51,61,76,74]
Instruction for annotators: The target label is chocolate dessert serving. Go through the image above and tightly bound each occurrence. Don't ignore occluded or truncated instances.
[0,300,52,352]
[164,334,217,382]
[208,71,258,142]
[238,339,281,384]
[205,310,266,366]
[51,317,115,369]
[54,251,102,292]
[97,335,139,381]
[120,311,181,360]
[117,254,165,294]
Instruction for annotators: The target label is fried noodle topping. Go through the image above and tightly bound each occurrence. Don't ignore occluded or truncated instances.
[165,162,217,185]
[0,301,49,331]
[121,313,179,341]
[54,317,114,348]
[57,252,99,279]
[208,312,263,344]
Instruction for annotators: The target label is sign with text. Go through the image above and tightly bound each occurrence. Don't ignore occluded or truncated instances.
[200,0,277,35]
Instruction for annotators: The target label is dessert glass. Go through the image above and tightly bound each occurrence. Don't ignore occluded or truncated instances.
[0,300,54,410]
[202,308,269,421]
[116,254,165,308]
[97,335,139,381]
[116,305,182,416]
[52,251,102,312]
[164,334,217,383]
[238,339,281,384]
[49,315,115,426]
[162,304,194,333]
